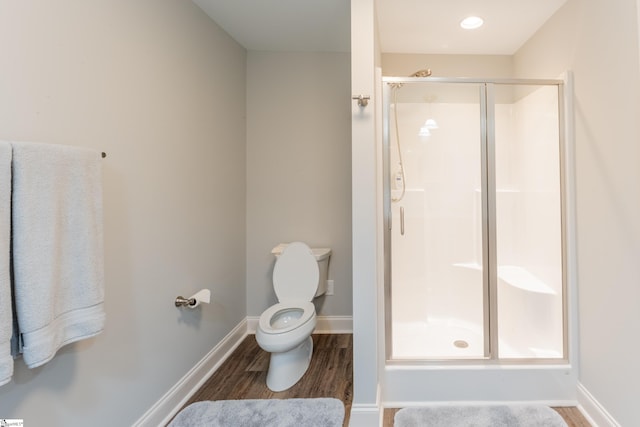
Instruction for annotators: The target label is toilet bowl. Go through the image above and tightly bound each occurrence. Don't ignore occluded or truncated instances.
[255,241,331,392]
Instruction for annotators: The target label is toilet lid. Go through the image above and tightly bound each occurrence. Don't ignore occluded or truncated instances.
[273,242,319,302]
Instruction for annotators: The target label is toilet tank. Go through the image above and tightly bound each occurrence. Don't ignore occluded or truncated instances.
[272,243,331,297]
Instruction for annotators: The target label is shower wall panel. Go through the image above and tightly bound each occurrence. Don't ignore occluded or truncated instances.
[495,85,563,358]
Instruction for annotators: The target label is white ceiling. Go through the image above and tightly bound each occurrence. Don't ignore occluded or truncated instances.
[192,0,351,52]
[193,0,567,55]
[377,0,568,55]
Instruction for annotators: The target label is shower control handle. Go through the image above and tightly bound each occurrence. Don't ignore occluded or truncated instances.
[400,206,405,236]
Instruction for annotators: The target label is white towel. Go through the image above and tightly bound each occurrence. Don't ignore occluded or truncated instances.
[0,141,13,385]
[11,141,105,368]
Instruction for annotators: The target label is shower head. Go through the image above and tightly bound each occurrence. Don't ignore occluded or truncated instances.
[410,69,432,77]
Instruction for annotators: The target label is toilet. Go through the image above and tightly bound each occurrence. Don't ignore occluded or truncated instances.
[255,241,331,392]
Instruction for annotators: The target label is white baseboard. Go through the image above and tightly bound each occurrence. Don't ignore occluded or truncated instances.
[576,382,620,427]
[246,315,353,334]
[349,403,383,427]
[132,319,249,427]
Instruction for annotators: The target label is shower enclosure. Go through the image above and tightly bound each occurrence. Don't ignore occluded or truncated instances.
[383,77,567,363]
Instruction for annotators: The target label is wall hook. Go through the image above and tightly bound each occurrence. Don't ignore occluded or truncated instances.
[352,94,370,107]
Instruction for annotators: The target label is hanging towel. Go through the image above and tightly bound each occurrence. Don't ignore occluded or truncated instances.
[11,141,105,368]
[0,141,13,385]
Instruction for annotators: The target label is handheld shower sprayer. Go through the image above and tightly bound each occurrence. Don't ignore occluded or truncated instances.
[389,68,433,203]
[390,84,405,203]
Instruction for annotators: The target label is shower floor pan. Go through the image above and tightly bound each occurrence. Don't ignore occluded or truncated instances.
[391,320,519,360]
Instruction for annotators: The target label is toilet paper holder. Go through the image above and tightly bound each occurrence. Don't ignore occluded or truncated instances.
[175,289,211,308]
[175,296,197,307]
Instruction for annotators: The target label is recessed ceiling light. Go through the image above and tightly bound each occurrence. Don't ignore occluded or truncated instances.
[460,16,484,30]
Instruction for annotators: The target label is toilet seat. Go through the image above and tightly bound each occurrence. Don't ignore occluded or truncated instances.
[258,301,315,335]
[272,242,319,302]
[258,241,318,336]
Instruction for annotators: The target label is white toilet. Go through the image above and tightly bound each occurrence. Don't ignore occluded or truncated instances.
[255,241,331,392]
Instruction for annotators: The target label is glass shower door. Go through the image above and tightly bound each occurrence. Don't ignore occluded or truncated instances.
[389,82,488,359]
[386,79,566,362]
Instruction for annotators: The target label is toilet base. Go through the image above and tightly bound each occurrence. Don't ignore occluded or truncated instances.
[266,336,313,392]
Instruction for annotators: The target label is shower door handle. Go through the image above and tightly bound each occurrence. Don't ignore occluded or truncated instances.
[400,206,405,236]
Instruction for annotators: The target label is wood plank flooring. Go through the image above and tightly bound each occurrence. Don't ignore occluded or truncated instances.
[183,334,353,426]
[181,333,591,427]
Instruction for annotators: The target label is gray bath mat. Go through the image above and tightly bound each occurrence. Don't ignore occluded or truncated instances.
[395,405,568,427]
[168,398,345,427]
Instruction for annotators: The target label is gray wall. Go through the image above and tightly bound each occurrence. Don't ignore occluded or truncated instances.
[246,52,353,317]
[0,1,247,425]
[513,0,640,425]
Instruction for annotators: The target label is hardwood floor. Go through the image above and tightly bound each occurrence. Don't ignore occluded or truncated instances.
[552,407,593,427]
[183,334,353,426]
[181,333,590,426]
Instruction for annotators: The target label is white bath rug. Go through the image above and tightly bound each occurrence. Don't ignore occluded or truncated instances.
[394,404,568,427]
[168,397,345,427]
